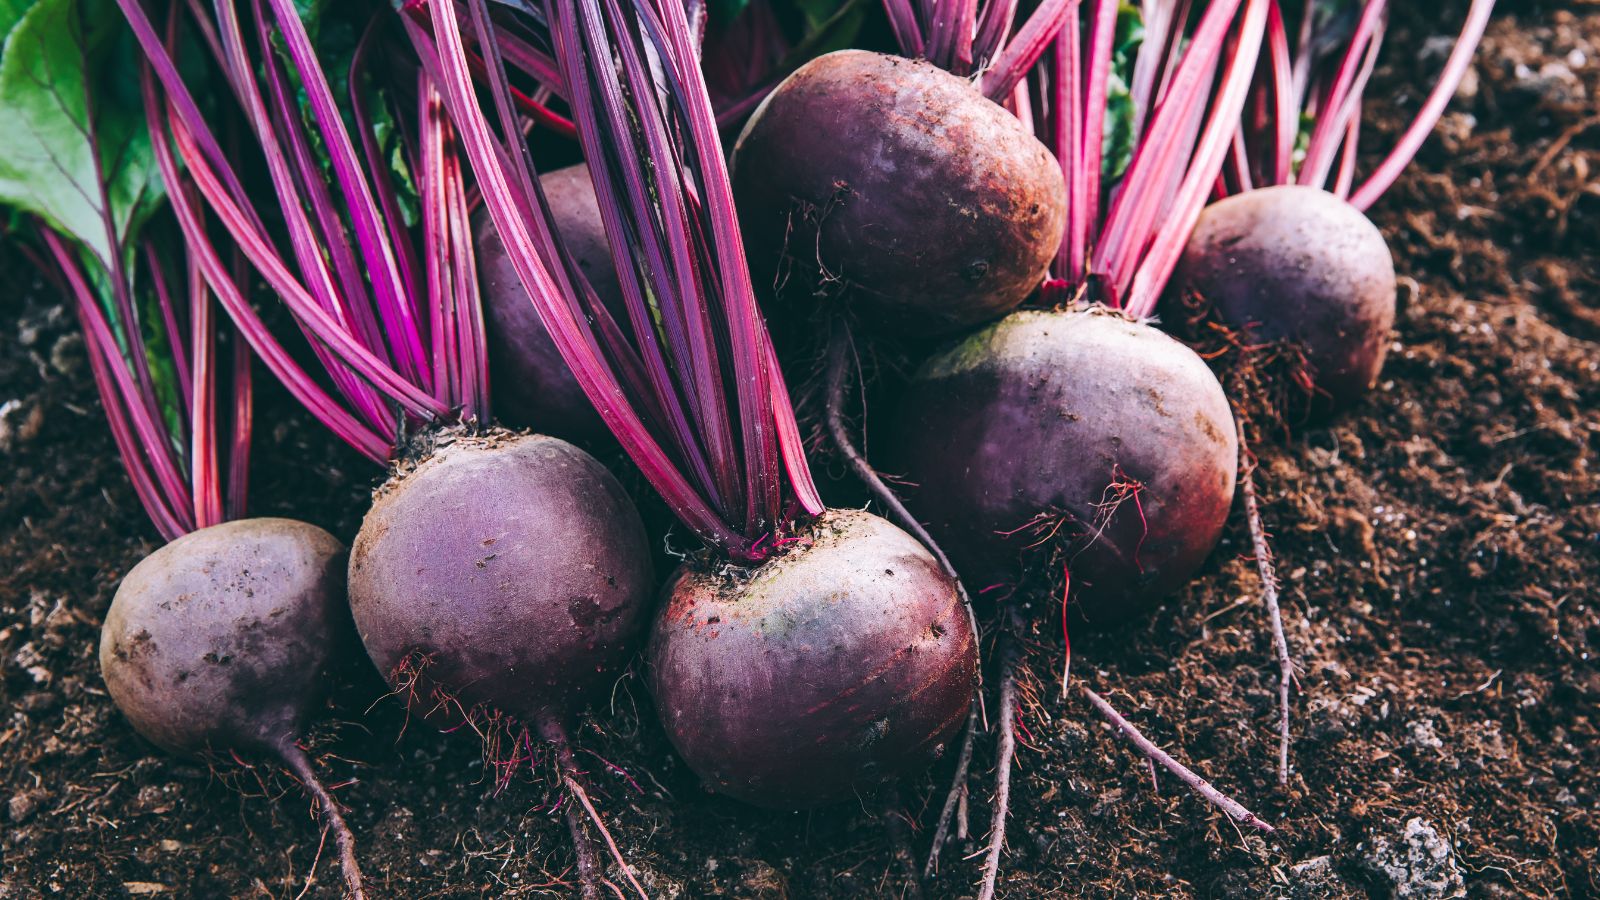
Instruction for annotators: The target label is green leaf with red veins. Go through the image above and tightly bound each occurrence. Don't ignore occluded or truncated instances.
[0,0,163,271]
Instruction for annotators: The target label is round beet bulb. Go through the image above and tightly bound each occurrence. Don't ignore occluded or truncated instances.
[891,308,1238,622]
[348,431,653,724]
[476,164,622,438]
[100,518,348,756]
[647,508,976,809]
[1175,184,1397,407]
[100,518,367,896]
[732,50,1066,336]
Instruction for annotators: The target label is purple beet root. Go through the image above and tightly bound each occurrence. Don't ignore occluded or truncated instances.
[99,518,366,897]
[1175,184,1398,408]
[476,164,622,438]
[647,508,977,809]
[348,431,653,724]
[891,308,1238,622]
[732,50,1067,336]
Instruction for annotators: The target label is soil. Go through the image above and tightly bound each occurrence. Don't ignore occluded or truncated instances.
[3,6,1598,899]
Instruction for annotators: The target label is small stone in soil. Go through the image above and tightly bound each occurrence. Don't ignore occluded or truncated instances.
[1361,818,1467,899]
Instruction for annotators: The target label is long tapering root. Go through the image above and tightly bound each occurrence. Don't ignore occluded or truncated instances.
[822,326,979,625]
[277,743,367,900]
[1080,686,1275,833]
[539,716,649,900]
[923,705,978,878]
[823,323,990,885]
[1236,415,1294,786]
[976,607,1023,900]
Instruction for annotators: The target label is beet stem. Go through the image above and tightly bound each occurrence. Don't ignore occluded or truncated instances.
[539,717,649,900]
[276,743,367,900]
[881,784,925,900]
[1080,686,1275,832]
[1237,416,1294,786]
[823,326,986,883]
[923,706,978,879]
[976,607,1023,900]
[823,326,982,659]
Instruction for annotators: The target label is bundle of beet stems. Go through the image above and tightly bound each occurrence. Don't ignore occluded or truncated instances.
[113,1,664,893]
[410,0,986,895]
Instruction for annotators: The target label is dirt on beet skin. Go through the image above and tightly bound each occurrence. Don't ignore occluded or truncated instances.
[2,6,1597,898]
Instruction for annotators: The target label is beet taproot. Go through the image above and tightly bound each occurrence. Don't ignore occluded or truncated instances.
[732,50,1066,336]
[99,518,366,896]
[1175,184,1397,407]
[476,164,621,437]
[647,508,976,808]
[890,308,1238,621]
[348,432,653,724]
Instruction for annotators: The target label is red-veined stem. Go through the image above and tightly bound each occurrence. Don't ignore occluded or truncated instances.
[973,0,1017,69]
[1350,0,1495,210]
[405,4,751,556]
[413,0,825,559]
[1054,5,1086,280]
[1297,0,1387,186]
[1299,13,1383,190]
[350,19,425,322]
[145,244,193,422]
[1093,0,1252,303]
[189,259,223,529]
[979,0,1077,101]
[882,0,924,57]
[263,0,430,388]
[1124,0,1270,317]
[1266,0,1295,185]
[42,231,192,540]
[120,0,451,434]
[141,64,393,463]
[1334,108,1361,199]
[222,0,396,432]
[1078,0,1118,257]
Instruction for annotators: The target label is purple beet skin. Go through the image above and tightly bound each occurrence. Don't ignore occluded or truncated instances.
[348,432,653,723]
[732,50,1066,336]
[648,509,976,808]
[891,308,1239,622]
[99,518,349,756]
[476,164,622,438]
[1175,184,1398,408]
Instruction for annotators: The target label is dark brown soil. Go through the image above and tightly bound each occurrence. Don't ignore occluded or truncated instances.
[3,7,1597,899]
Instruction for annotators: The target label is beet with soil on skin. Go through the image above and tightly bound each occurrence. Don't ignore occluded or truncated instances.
[732,50,1067,336]
[647,508,977,809]
[1174,184,1397,408]
[101,518,349,757]
[348,431,653,725]
[476,164,623,438]
[99,518,368,897]
[890,308,1238,622]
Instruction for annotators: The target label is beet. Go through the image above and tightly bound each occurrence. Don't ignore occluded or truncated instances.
[732,50,1066,336]
[890,308,1238,621]
[99,518,366,896]
[647,509,976,808]
[348,431,653,724]
[476,164,621,437]
[1175,184,1397,407]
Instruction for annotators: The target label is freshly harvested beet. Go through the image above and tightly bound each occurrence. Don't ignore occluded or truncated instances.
[348,431,653,724]
[476,164,621,437]
[891,308,1238,622]
[648,508,976,808]
[1175,184,1397,407]
[99,518,366,897]
[732,50,1066,336]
